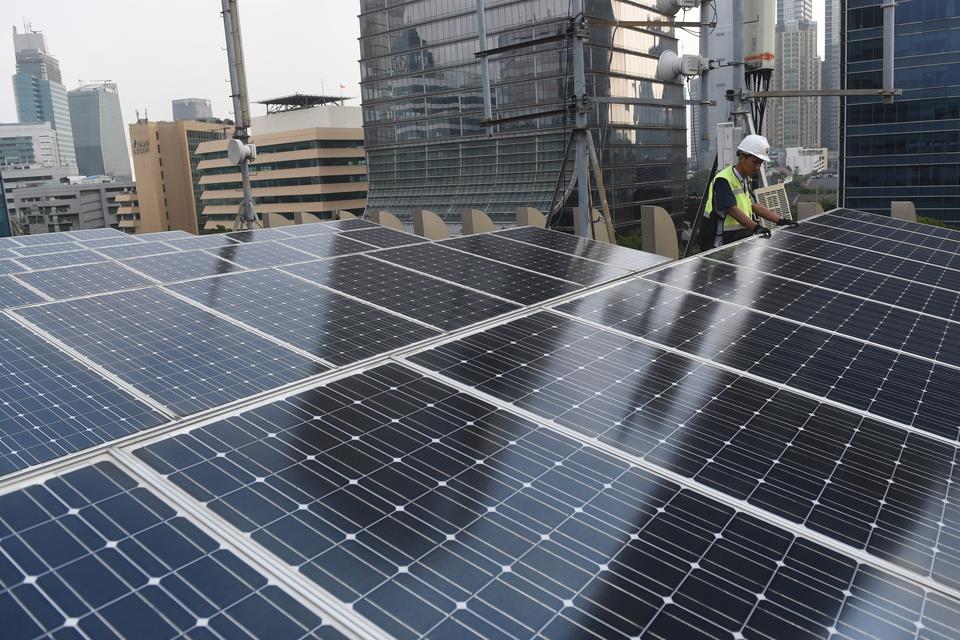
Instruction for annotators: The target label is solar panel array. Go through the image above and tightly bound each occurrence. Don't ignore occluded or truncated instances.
[3,212,960,639]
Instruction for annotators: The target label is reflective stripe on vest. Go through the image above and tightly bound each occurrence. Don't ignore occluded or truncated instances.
[703,165,755,232]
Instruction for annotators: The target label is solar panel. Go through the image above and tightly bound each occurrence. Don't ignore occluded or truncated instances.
[0,237,22,250]
[135,363,960,638]
[496,225,669,271]
[11,242,83,257]
[226,228,297,243]
[273,222,338,237]
[77,236,145,249]
[278,233,377,259]
[440,234,632,286]
[168,269,440,366]
[122,249,247,283]
[15,261,153,300]
[789,223,960,270]
[162,234,242,251]
[14,249,107,271]
[14,288,327,416]
[0,275,45,307]
[817,212,960,251]
[323,218,379,232]
[340,226,429,249]
[0,259,25,276]
[12,234,78,247]
[64,228,126,240]
[0,248,23,260]
[0,462,348,638]
[0,317,165,476]
[373,243,583,305]
[838,208,960,241]
[94,240,180,261]
[203,240,315,269]
[280,254,521,331]
[138,230,193,241]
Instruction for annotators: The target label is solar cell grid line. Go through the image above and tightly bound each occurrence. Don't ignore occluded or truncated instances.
[495,225,672,273]
[370,243,583,306]
[14,261,154,301]
[438,234,632,286]
[279,254,522,332]
[133,364,960,639]
[551,278,960,441]
[77,236,145,249]
[645,258,960,369]
[787,224,960,271]
[167,269,440,366]
[404,311,960,588]
[818,213,960,251]
[339,226,430,249]
[13,287,328,416]
[201,240,316,270]
[14,249,108,271]
[278,233,379,259]
[706,241,960,323]
[0,460,348,639]
[161,234,243,251]
[93,240,181,261]
[0,316,166,478]
[226,228,298,244]
[839,208,960,241]
[11,242,85,257]
[121,249,248,284]
[769,233,960,292]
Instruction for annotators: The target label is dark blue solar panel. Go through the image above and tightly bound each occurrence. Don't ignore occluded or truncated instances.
[275,223,337,237]
[838,208,960,242]
[136,364,960,639]
[64,228,125,241]
[789,223,960,271]
[10,234,74,247]
[0,316,165,476]
[77,237,144,249]
[95,241,180,261]
[820,213,960,252]
[497,225,669,272]
[14,288,327,416]
[15,250,106,271]
[0,275,46,308]
[278,233,376,259]
[12,243,82,257]
[0,462,346,639]
[0,260,27,277]
[15,262,153,300]
[203,240,315,269]
[162,235,241,251]
[169,269,439,366]
[226,228,297,243]
[323,218,379,232]
[121,249,246,283]
[340,227,428,249]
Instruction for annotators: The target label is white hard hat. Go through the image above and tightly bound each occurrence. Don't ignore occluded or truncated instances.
[737,134,771,162]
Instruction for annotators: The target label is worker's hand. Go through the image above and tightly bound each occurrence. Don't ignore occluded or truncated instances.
[753,224,772,238]
[776,216,799,227]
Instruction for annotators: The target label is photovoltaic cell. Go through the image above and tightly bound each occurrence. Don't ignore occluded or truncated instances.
[12,243,83,257]
[203,241,315,269]
[162,235,242,251]
[0,316,165,477]
[0,276,42,308]
[0,248,22,260]
[0,462,346,639]
[65,228,125,240]
[340,227,429,249]
[838,208,960,242]
[138,230,193,241]
[14,288,327,416]
[168,269,440,366]
[121,249,247,284]
[647,258,960,367]
[226,228,297,243]
[15,262,153,300]
[14,249,106,271]
[275,223,338,237]
[77,237,144,250]
[496,225,670,272]
[408,312,960,587]
[278,233,376,259]
[707,241,960,323]
[818,213,960,252]
[94,241,180,261]
[322,218,379,232]
[280,254,521,331]
[440,234,631,286]
[789,224,960,271]
[136,364,960,640]
[373,243,583,305]
[554,279,960,439]
[11,235,76,247]
[0,260,25,276]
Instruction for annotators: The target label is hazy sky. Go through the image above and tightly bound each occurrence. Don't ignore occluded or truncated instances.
[1,1,825,129]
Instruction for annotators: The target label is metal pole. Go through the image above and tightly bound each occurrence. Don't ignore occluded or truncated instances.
[221,0,256,228]
[475,0,494,135]
[882,0,896,104]
[699,1,710,170]
[572,0,591,238]
[732,0,744,120]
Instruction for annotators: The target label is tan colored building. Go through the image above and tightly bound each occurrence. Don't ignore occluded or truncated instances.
[195,102,366,230]
[127,119,229,234]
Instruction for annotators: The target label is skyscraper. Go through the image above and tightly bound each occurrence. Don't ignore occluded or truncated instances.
[769,18,821,151]
[821,0,841,154]
[68,83,132,180]
[12,26,75,167]
[0,122,61,167]
[777,0,813,23]
[841,1,960,223]
[172,98,214,121]
[357,1,687,230]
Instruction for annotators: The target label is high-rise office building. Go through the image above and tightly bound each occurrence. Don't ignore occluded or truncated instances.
[0,123,61,167]
[769,19,821,151]
[821,0,841,154]
[172,98,214,121]
[777,0,813,23]
[68,83,132,180]
[12,26,75,166]
[357,0,687,230]
[841,1,960,223]
[126,119,228,234]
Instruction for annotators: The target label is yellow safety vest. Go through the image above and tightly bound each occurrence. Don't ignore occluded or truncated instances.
[703,165,755,238]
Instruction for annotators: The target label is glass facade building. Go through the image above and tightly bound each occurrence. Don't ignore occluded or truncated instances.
[358,0,687,230]
[68,83,133,180]
[842,0,960,223]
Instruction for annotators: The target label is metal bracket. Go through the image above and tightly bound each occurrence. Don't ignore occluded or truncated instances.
[741,88,903,99]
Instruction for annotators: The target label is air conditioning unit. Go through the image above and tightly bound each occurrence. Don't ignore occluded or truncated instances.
[754,183,793,230]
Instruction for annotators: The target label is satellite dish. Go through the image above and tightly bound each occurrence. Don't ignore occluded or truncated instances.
[657,50,681,83]
[227,138,247,165]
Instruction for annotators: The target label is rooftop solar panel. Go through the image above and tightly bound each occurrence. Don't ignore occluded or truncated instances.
[340,226,429,248]
[135,363,960,638]
[0,317,165,476]
[14,261,153,300]
[497,225,671,272]
[12,242,84,257]
[226,228,297,243]
[168,269,440,365]
[203,240,315,269]
[0,248,22,260]
[77,236,144,249]
[323,218,379,232]
[162,234,242,251]
[373,243,583,305]
[839,208,960,241]
[273,222,338,237]
[0,259,25,276]
[14,288,327,416]
[278,233,377,259]
[0,462,348,638]
[818,213,960,252]
[12,234,78,247]
[14,249,107,271]
[0,275,45,307]
[94,240,180,261]
[0,237,22,249]
[440,234,632,286]
[280,254,521,331]
[64,228,125,240]
[790,223,960,271]
[122,249,247,283]
[138,230,193,241]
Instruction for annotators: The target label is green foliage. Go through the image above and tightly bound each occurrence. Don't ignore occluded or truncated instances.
[617,233,643,250]
[200,225,230,235]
